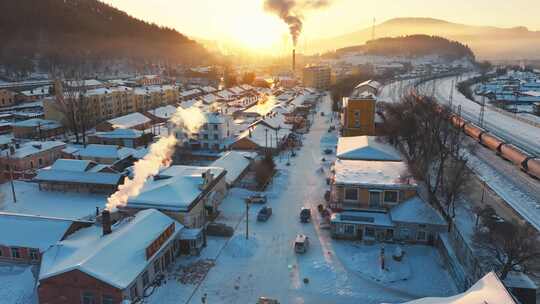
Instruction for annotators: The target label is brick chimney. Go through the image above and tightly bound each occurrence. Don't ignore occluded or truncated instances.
[102,210,112,236]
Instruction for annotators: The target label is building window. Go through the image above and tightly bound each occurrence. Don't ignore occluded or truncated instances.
[343,224,355,235]
[38,158,43,166]
[29,248,39,260]
[369,191,381,208]
[344,188,358,201]
[400,228,410,240]
[213,134,218,140]
[354,110,361,117]
[365,227,375,238]
[213,124,218,131]
[154,260,161,274]
[11,247,20,259]
[417,230,427,241]
[142,271,150,287]
[82,292,95,304]
[102,295,113,304]
[130,285,138,300]
[384,191,399,204]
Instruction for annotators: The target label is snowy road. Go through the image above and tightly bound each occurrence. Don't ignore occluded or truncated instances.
[173,93,456,304]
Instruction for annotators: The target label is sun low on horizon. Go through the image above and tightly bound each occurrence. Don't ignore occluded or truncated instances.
[102,0,540,55]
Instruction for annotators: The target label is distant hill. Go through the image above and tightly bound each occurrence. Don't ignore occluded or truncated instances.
[309,17,540,60]
[334,35,475,61]
[0,0,210,76]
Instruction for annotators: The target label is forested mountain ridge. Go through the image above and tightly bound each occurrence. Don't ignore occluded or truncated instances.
[335,35,475,61]
[0,0,210,76]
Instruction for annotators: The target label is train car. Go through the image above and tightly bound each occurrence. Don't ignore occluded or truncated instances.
[463,123,485,141]
[522,157,540,180]
[499,144,529,167]
[479,133,505,152]
[450,114,466,129]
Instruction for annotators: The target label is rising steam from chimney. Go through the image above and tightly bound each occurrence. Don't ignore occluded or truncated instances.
[264,0,331,46]
[106,106,207,211]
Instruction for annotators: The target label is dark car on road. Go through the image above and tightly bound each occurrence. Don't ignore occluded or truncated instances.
[300,207,311,223]
[257,206,272,222]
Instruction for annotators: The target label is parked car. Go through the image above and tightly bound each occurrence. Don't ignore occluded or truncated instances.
[294,234,310,254]
[246,194,267,204]
[258,297,280,304]
[300,207,311,223]
[324,148,333,155]
[257,206,272,222]
[206,222,234,237]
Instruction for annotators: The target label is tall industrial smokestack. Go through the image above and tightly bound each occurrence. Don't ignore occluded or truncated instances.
[292,49,296,73]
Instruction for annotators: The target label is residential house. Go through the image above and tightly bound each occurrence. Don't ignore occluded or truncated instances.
[0,212,92,265]
[75,144,136,165]
[12,118,64,139]
[0,89,17,107]
[96,112,153,132]
[133,85,179,112]
[176,112,230,151]
[0,141,66,179]
[302,65,332,90]
[38,209,190,304]
[123,166,227,228]
[210,151,254,187]
[229,122,291,154]
[34,159,125,194]
[88,129,153,148]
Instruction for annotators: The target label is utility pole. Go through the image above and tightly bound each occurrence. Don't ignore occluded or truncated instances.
[245,199,250,240]
[265,128,268,154]
[479,93,486,128]
[7,154,16,203]
[449,79,454,109]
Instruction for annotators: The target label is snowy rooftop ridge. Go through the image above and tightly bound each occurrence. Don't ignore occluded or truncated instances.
[402,271,516,304]
[39,209,183,289]
[211,151,251,185]
[333,159,416,188]
[337,136,402,161]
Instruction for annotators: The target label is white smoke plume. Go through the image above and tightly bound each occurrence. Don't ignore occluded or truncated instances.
[106,106,207,211]
[264,0,331,46]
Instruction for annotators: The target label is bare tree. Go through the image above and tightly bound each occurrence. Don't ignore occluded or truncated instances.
[53,72,94,145]
[473,221,540,280]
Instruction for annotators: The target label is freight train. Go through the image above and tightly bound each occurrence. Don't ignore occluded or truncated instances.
[450,114,540,180]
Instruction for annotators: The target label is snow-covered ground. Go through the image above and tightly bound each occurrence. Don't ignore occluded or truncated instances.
[148,93,457,304]
[0,263,38,304]
[0,181,106,220]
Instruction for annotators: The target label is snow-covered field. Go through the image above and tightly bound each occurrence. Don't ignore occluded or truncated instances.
[148,93,457,304]
[0,181,107,220]
[0,264,37,304]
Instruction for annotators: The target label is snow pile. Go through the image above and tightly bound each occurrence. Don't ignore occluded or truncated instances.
[0,265,37,304]
[224,234,259,258]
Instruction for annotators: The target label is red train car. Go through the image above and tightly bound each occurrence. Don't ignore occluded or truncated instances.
[479,133,505,152]
[523,158,540,180]
[499,144,529,166]
[463,123,484,141]
[450,114,466,129]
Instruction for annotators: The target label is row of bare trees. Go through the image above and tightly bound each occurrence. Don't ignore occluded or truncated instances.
[382,93,540,281]
[382,94,470,220]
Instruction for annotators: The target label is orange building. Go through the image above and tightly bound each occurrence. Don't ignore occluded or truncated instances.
[341,80,382,137]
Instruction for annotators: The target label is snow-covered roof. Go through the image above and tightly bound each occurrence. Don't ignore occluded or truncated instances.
[77,144,135,160]
[0,212,80,251]
[404,272,516,304]
[180,89,201,98]
[107,112,151,129]
[149,105,178,119]
[211,151,251,185]
[233,123,290,149]
[13,118,62,129]
[50,159,94,172]
[331,210,394,228]
[35,168,123,186]
[503,271,537,289]
[0,141,65,159]
[333,160,416,188]
[94,129,144,139]
[39,209,183,289]
[127,166,226,212]
[82,86,132,97]
[337,136,402,161]
[390,196,446,226]
[201,94,218,104]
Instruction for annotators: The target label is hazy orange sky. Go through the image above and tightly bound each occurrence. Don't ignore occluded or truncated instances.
[104,0,540,51]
